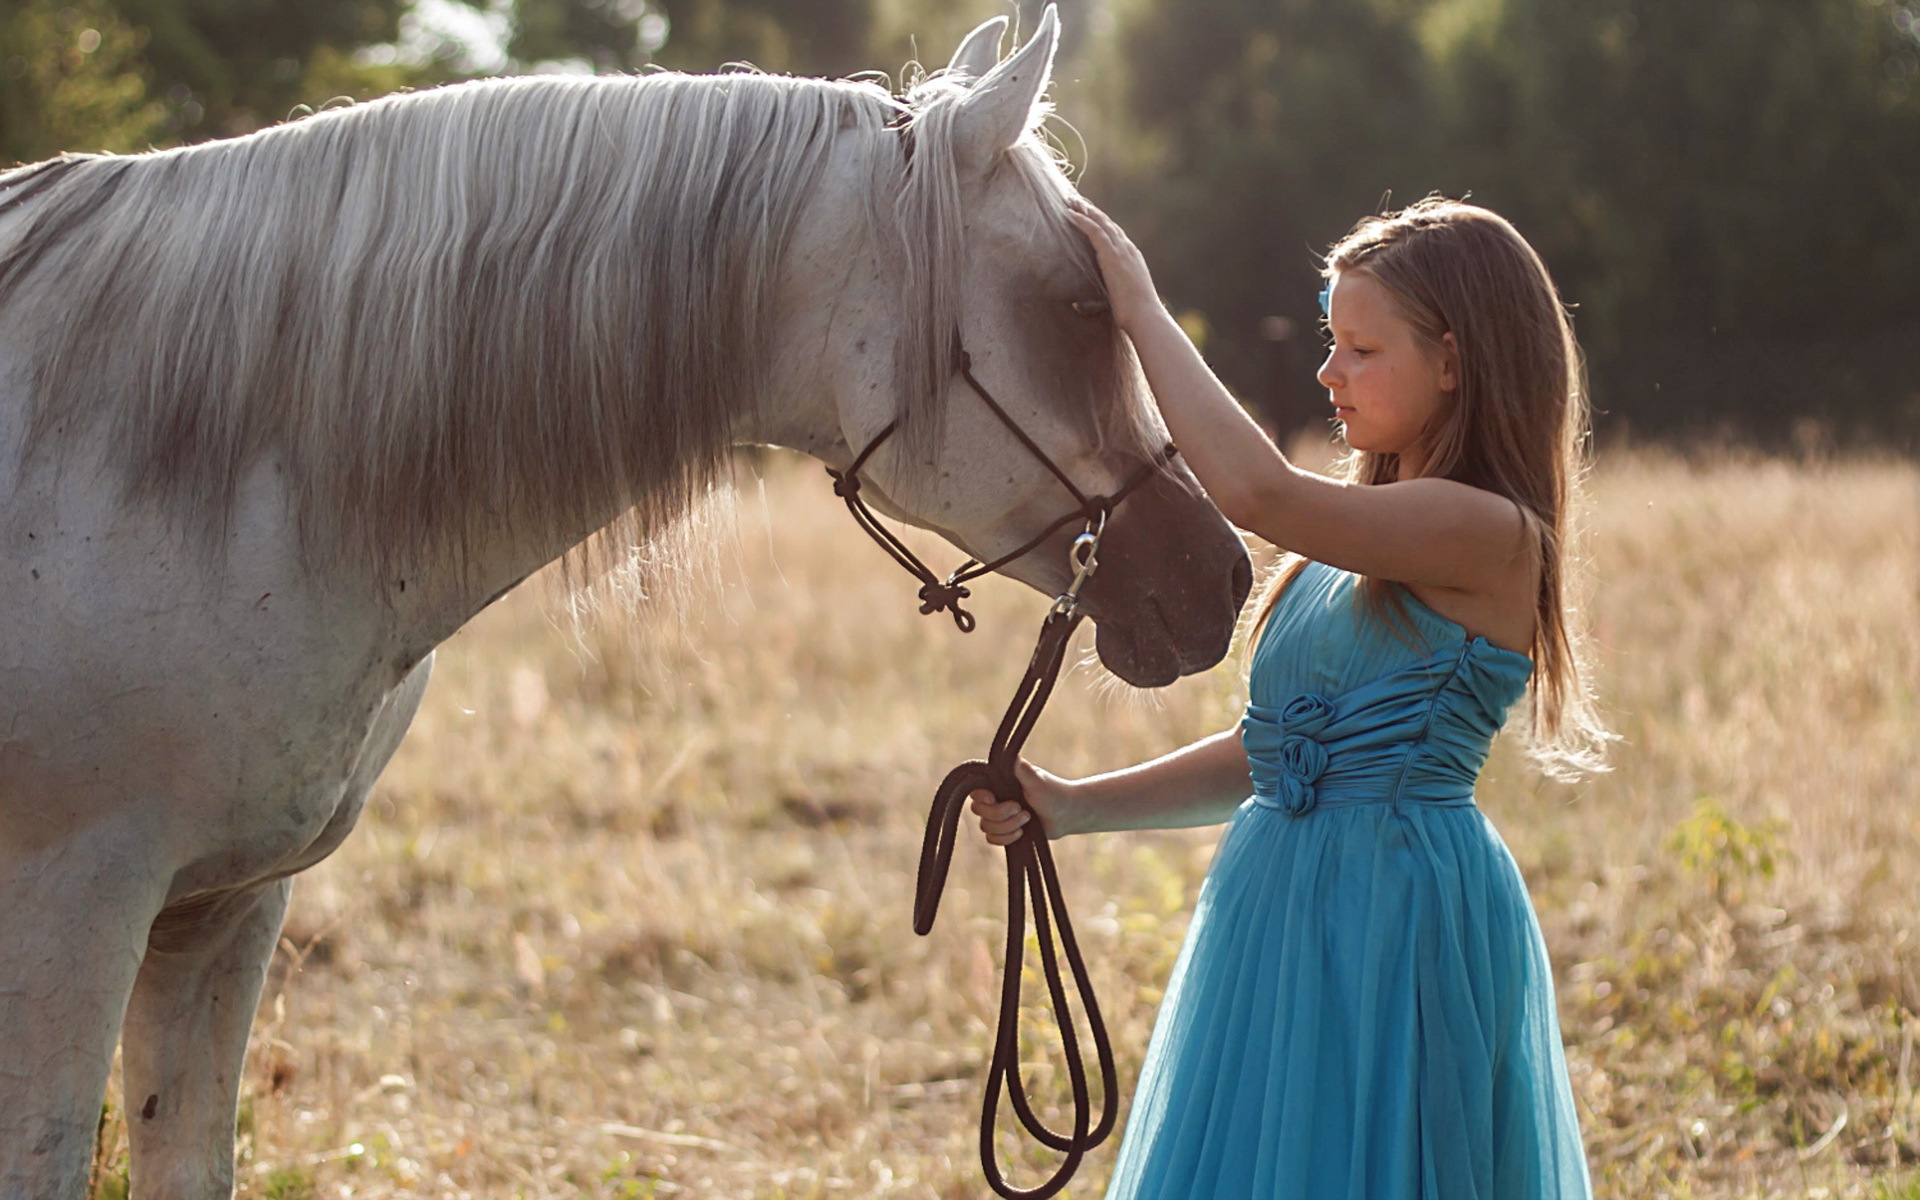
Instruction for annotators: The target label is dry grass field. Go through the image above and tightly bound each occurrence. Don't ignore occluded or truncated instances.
[87,444,1920,1200]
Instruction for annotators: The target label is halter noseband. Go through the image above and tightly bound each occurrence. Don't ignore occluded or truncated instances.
[825,330,1177,631]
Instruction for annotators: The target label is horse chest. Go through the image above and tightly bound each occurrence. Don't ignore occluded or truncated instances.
[0,447,423,891]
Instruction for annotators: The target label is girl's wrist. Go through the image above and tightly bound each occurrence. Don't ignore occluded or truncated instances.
[1124,303,1185,345]
[1115,296,1169,340]
[1044,776,1094,839]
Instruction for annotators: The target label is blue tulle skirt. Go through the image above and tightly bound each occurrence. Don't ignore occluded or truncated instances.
[1102,797,1592,1200]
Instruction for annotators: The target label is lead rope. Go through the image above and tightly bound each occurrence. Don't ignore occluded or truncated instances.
[834,500,1122,1197]
[912,589,1118,1200]
[826,336,1173,1197]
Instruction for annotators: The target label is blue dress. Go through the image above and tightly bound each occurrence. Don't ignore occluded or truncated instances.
[1103,560,1592,1199]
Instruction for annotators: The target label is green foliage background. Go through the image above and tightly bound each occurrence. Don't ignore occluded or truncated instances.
[2,0,1915,444]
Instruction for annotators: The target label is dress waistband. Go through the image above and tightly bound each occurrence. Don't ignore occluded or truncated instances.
[1239,658,1494,818]
[1248,789,1476,815]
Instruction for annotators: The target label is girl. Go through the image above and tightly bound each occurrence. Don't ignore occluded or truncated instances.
[972,196,1608,1198]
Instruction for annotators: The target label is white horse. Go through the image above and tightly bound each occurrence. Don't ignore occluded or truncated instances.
[0,10,1250,1197]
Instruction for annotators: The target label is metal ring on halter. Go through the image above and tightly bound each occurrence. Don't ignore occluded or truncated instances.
[1050,510,1106,618]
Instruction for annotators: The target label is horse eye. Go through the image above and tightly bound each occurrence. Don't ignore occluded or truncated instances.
[1071,299,1110,317]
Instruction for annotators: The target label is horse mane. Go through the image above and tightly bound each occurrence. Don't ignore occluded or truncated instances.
[0,68,1160,579]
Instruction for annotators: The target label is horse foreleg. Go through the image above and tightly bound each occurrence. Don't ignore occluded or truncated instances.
[121,878,291,1200]
[0,842,165,1200]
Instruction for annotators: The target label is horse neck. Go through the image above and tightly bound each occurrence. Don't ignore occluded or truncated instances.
[387,237,873,658]
[5,77,900,657]
[444,211,913,656]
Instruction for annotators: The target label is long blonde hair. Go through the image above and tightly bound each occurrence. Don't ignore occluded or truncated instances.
[1250,196,1611,779]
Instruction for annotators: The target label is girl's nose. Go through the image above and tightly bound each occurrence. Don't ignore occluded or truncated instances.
[1317,352,1341,391]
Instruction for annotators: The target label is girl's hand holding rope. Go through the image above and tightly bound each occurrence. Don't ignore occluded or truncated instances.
[970,757,1086,846]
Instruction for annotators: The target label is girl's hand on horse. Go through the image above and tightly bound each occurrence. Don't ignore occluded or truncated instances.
[970,757,1081,846]
[1065,197,1163,336]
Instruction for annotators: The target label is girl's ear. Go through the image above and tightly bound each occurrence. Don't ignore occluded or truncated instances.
[1437,331,1460,394]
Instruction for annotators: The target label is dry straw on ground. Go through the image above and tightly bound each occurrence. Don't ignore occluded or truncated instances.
[88,444,1920,1200]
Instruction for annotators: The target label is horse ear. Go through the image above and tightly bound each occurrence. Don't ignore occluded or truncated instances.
[949,4,1058,177]
[946,15,1007,80]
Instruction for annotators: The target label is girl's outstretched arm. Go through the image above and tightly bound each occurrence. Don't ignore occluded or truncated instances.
[972,728,1253,845]
[1065,200,1532,594]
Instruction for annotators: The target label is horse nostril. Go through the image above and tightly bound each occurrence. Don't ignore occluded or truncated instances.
[1230,553,1253,606]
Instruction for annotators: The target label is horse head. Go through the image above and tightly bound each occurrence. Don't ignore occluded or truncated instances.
[776,8,1252,688]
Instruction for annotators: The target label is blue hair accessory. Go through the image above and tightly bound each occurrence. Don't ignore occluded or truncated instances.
[1317,282,1331,319]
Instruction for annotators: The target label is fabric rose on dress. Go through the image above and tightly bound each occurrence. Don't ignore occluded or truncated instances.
[1274,733,1330,815]
[1279,692,1336,737]
[1243,691,1338,817]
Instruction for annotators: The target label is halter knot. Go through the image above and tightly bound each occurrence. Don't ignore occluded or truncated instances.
[829,471,862,499]
[917,579,976,630]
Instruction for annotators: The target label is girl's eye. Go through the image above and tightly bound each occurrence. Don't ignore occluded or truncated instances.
[1071,299,1110,318]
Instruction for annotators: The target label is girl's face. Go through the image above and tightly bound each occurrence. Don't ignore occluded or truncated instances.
[1316,270,1457,474]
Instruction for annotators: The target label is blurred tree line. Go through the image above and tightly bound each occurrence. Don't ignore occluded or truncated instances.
[1101,0,1920,446]
[2,0,1914,445]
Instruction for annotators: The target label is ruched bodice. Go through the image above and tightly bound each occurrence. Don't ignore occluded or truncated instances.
[1241,561,1533,817]
[1103,558,1592,1200]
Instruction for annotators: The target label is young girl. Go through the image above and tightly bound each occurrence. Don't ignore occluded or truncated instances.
[972,196,1607,1197]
